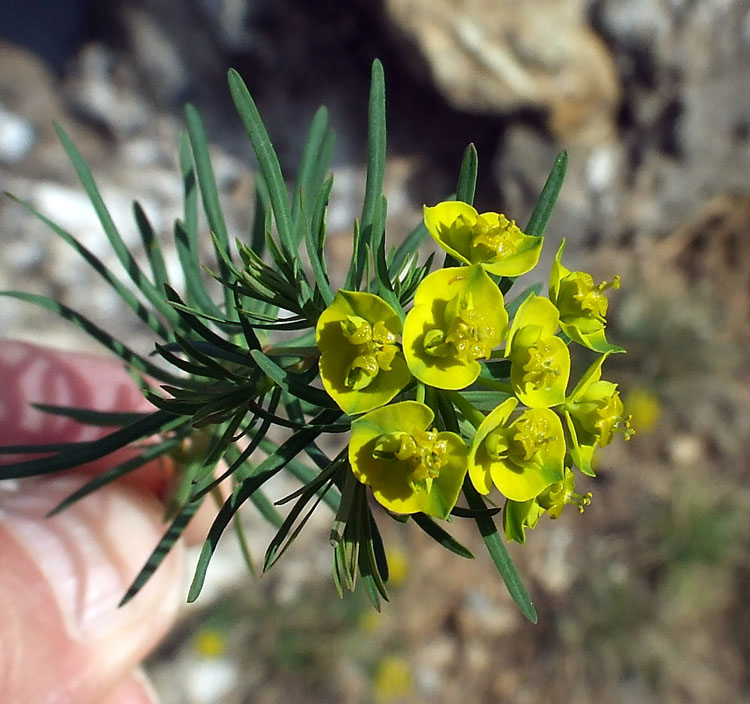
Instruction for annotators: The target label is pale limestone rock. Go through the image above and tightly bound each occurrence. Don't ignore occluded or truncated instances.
[384,0,621,143]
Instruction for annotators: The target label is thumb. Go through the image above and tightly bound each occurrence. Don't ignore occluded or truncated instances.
[0,476,183,704]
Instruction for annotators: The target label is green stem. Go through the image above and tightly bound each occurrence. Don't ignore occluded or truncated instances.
[475,376,513,395]
[415,382,426,405]
[437,392,460,434]
[446,391,485,429]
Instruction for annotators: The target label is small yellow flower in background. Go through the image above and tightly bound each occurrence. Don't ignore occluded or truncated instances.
[403,265,507,390]
[469,397,565,502]
[359,610,381,633]
[193,627,227,659]
[349,401,469,518]
[549,239,624,354]
[373,655,414,702]
[316,290,411,415]
[385,545,410,586]
[624,387,661,434]
[506,293,570,408]
[424,201,543,276]
[562,353,633,476]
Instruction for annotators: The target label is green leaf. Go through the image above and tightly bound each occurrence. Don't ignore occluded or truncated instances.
[463,480,537,623]
[5,193,172,340]
[30,404,150,427]
[54,124,180,326]
[133,200,170,297]
[455,143,478,205]
[0,409,180,479]
[249,177,269,258]
[48,435,183,515]
[186,408,339,601]
[163,286,250,358]
[120,495,205,606]
[172,220,224,320]
[411,513,475,559]
[175,131,229,319]
[302,180,334,307]
[227,69,296,266]
[358,503,389,607]
[263,465,339,571]
[184,104,236,318]
[330,467,359,547]
[460,390,512,411]
[372,195,402,316]
[179,131,199,239]
[310,174,333,259]
[0,442,89,454]
[292,106,330,227]
[450,505,502,519]
[0,291,192,388]
[347,59,386,290]
[311,129,336,218]
[250,349,337,409]
[525,150,567,238]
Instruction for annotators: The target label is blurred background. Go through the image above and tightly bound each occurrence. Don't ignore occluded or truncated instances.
[1,0,749,702]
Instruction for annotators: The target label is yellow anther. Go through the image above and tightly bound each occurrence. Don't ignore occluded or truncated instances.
[569,273,620,322]
[374,427,446,488]
[470,214,521,261]
[372,320,397,345]
[444,307,495,363]
[512,414,554,461]
[522,340,561,390]
[343,317,400,390]
[341,315,373,344]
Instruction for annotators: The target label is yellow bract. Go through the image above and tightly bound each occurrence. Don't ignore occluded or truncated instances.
[562,352,633,476]
[403,266,507,390]
[468,398,565,502]
[349,401,469,518]
[503,466,592,543]
[424,202,543,276]
[506,293,570,408]
[549,240,624,353]
[316,290,410,415]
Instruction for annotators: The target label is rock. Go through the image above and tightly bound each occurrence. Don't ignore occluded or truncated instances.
[596,0,750,239]
[492,124,629,257]
[64,43,151,138]
[0,42,107,178]
[0,103,35,163]
[383,0,621,144]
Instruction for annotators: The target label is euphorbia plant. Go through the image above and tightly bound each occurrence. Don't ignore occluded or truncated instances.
[0,60,632,623]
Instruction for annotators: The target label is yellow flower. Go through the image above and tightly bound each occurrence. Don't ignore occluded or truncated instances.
[502,497,545,544]
[373,655,413,701]
[503,466,591,543]
[624,387,661,434]
[506,293,570,408]
[424,202,543,276]
[469,398,565,502]
[316,290,411,415]
[549,239,624,353]
[403,266,507,390]
[561,353,633,476]
[193,627,227,659]
[349,401,469,518]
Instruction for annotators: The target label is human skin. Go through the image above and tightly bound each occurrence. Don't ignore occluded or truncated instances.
[0,340,185,704]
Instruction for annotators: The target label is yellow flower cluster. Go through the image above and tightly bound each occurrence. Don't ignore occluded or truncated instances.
[316,202,632,536]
